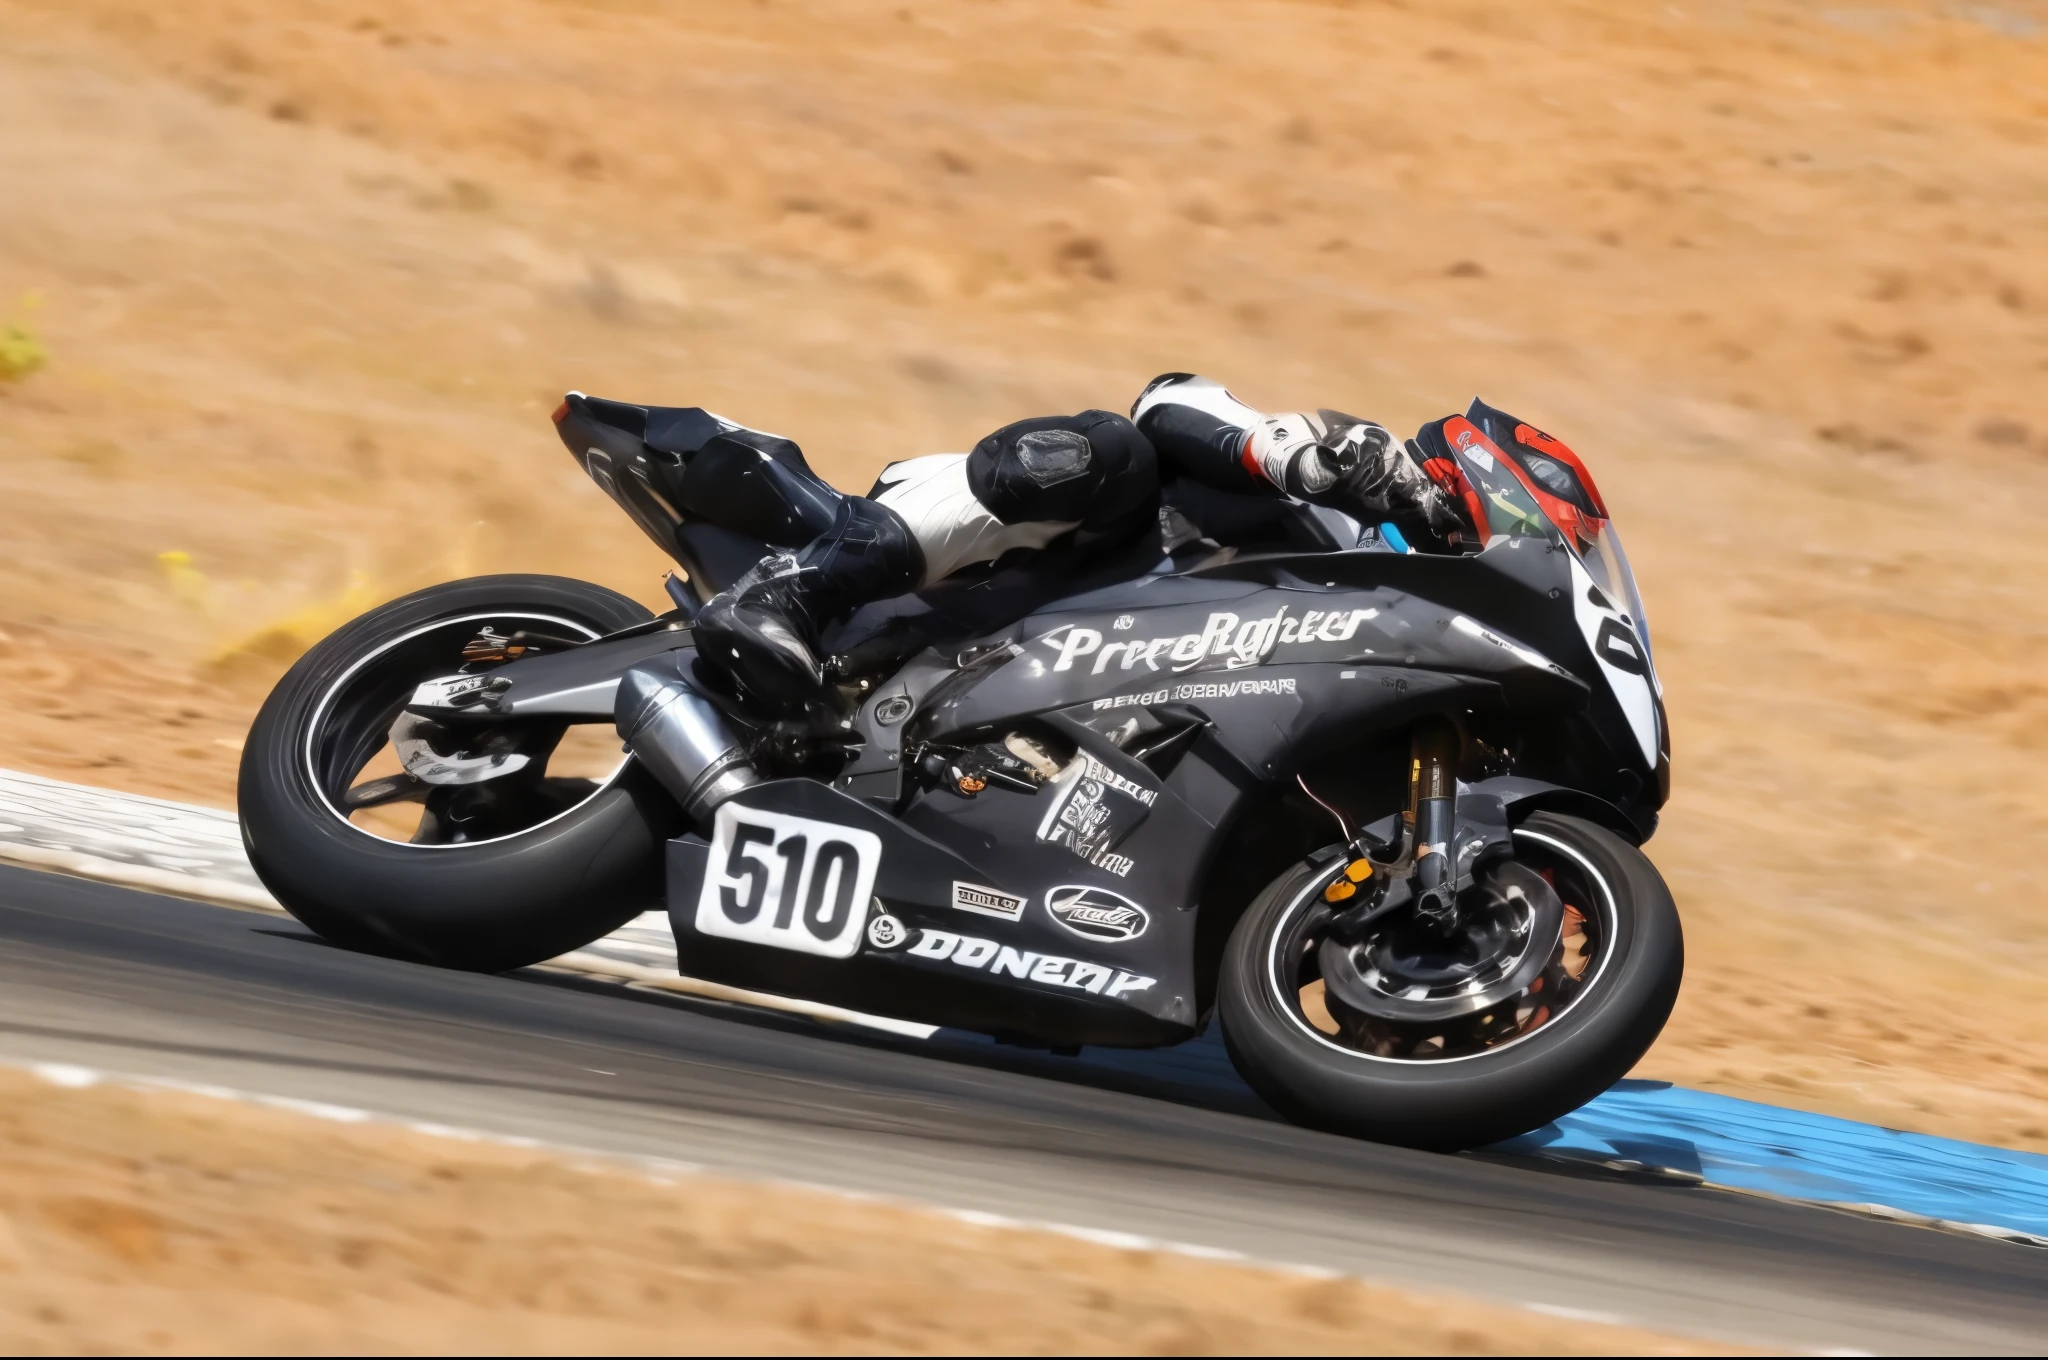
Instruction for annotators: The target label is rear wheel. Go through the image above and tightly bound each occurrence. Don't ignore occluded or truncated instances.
[238,575,685,972]
[1217,811,1682,1150]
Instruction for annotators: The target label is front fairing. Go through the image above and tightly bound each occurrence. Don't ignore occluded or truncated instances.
[904,536,1664,834]
[1432,408,1668,805]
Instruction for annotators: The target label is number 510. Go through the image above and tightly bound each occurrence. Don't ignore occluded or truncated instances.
[720,822,865,941]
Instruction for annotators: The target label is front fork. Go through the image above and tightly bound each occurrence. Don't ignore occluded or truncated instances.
[1407,724,1459,927]
[1321,720,1512,943]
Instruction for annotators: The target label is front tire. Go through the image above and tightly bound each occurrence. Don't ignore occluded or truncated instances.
[238,574,685,972]
[1217,812,1682,1150]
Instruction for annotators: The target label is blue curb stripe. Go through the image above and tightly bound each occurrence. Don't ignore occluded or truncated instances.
[1495,1079,2048,1243]
[949,1030,2048,1245]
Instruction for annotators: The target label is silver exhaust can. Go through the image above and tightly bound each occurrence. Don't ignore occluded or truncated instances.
[614,650,759,823]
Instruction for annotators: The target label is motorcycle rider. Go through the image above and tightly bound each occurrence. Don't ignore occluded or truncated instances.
[692,373,1464,712]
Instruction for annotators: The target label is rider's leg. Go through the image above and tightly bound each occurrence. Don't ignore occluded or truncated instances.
[877,410,1157,574]
[692,410,1156,711]
[691,495,925,712]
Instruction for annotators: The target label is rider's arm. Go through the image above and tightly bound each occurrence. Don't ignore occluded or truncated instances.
[1132,372,1467,541]
[1129,373,1280,498]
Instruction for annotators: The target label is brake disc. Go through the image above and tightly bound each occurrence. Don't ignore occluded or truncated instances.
[1318,860,1565,1024]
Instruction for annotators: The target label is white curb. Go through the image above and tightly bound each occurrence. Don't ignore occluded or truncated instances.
[0,767,933,1039]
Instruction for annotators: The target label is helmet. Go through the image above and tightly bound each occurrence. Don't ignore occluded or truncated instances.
[1410,398,1611,551]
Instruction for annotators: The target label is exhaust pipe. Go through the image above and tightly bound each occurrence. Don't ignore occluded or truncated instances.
[614,650,759,823]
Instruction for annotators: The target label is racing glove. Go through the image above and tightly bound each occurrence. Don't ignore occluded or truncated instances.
[1246,412,1466,538]
[1321,418,1469,539]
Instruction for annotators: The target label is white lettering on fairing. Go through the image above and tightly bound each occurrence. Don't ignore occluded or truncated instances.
[1049,608,1378,674]
[1091,677,1298,710]
[907,930,1157,1001]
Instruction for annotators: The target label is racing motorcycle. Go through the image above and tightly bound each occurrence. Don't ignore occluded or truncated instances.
[239,393,1681,1151]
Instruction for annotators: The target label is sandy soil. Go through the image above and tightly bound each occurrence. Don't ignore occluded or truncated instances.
[0,1067,1730,1355]
[0,0,2045,1152]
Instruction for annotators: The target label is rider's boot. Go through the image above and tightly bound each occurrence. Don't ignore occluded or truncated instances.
[692,497,924,713]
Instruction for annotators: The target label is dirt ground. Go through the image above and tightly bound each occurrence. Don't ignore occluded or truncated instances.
[0,0,2045,1156]
[0,1067,1730,1355]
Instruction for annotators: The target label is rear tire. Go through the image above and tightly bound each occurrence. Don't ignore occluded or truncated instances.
[238,575,685,972]
[1217,812,1682,1150]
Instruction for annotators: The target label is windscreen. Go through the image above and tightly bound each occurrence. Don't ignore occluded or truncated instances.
[1579,520,1653,669]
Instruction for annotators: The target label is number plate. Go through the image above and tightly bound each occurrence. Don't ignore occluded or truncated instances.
[694,804,882,959]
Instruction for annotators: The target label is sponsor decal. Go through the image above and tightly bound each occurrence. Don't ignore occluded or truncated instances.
[1048,753,1156,810]
[950,880,1027,921]
[1091,676,1297,711]
[1113,614,1136,630]
[865,913,909,949]
[1036,753,1156,869]
[1045,885,1149,942]
[1044,607,1378,676]
[907,929,1156,1001]
[1092,851,1135,878]
[409,672,510,713]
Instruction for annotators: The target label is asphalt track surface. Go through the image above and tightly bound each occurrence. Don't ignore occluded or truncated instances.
[2,864,2043,1355]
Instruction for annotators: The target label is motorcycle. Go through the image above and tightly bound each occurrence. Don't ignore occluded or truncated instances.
[239,393,1681,1151]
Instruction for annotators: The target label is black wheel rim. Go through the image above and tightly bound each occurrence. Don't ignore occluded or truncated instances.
[302,611,627,849]
[1265,828,1617,1064]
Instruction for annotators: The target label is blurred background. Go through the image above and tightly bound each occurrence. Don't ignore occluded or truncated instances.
[0,0,2043,1159]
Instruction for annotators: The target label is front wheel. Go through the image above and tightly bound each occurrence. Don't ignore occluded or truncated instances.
[1217,811,1682,1151]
